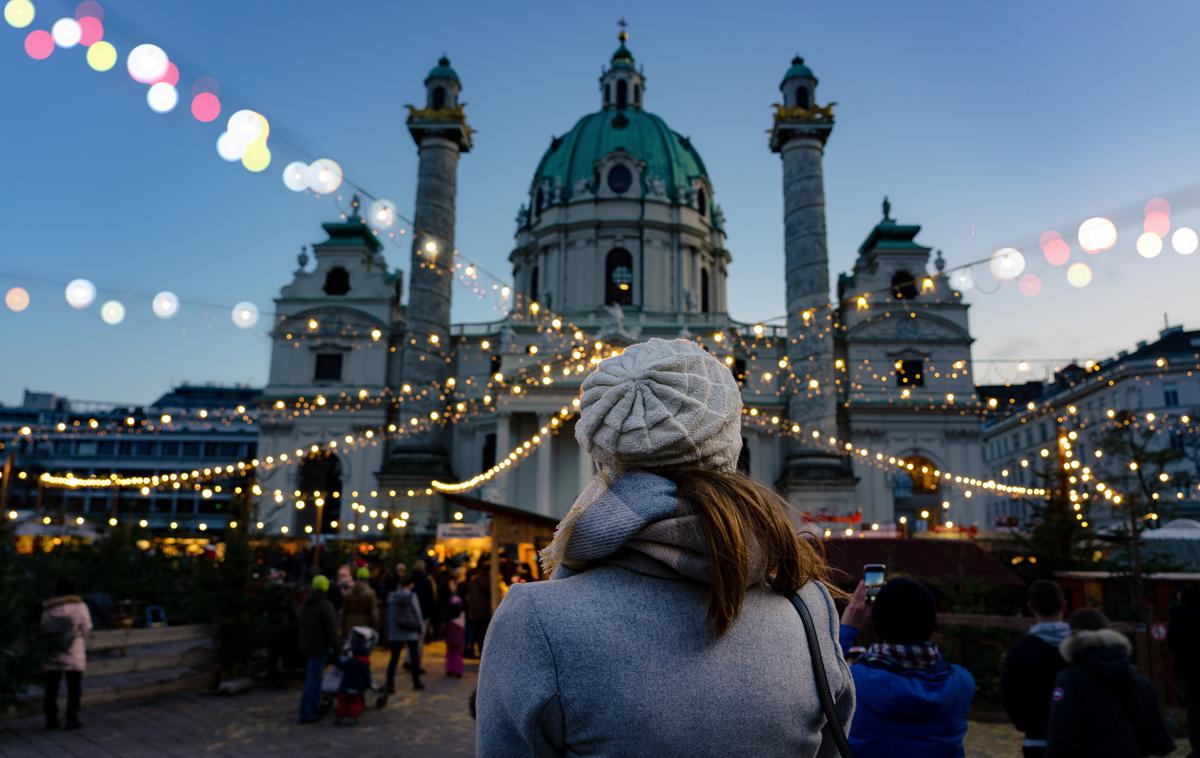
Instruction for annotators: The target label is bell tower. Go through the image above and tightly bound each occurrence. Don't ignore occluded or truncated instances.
[600,20,645,110]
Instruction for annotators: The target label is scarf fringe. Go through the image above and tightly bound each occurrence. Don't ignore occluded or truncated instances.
[539,473,610,577]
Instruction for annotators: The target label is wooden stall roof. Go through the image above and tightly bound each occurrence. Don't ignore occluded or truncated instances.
[822,538,1024,589]
[441,493,561,529]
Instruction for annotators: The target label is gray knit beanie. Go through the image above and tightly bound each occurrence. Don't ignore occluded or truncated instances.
[576,338,743,474]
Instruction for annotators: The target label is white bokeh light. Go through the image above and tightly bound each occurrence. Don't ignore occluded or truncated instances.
[65,278,96,309]
[988,247,1025,281]
[152,291,179,319]
[216,131,242,162]
[231,301,259,329]
[949,268,975,292]
[127,44,168,83]
[147,82,178,113]
[51,17,81,47]
[1171,227,1198,256]
[307,158,343,194]
[366,198,397,229]
[282,161,309,192]
[227,110,262,144]
[1136,232,1163,259]
[99,300,125,325]
[1077,216,1117,253]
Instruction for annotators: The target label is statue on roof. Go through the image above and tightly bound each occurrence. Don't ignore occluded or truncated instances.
[882,196,892,221]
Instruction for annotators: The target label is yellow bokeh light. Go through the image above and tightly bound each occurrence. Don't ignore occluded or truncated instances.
[241,141,271,173]
[4,0,35,28]
[1066,262,1092,288]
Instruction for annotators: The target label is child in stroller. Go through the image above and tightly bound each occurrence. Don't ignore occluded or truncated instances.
[321,626,387,724]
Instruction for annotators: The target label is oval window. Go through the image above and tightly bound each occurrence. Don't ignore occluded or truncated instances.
[607,164,633,194]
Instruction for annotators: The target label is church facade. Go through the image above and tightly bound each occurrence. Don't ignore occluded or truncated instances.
[253,35,988,537]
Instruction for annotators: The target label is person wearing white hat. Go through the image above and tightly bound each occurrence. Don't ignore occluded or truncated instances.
[475,338,854,757]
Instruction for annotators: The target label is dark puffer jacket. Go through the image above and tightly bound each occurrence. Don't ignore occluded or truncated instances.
[1046,628,1174,758]
[298,589,338,659]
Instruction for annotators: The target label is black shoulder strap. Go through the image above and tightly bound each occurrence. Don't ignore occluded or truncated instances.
[787,592,853,758]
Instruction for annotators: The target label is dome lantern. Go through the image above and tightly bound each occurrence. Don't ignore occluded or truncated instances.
[600,19,644,110]
[780,55,817,110]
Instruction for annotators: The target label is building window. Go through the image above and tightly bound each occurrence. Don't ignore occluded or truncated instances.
[616,79,628,109]
[431,86,446,110]
[530,266,539,302]
[535,187,544,214]
[314,353,343,382]
[795,86,810,108]
[490,354,502,375]
[482,433,497,470]
[897,359,924,386]
[1164,383,1179,407]
[605,248,634,305]
[696,188,707,217]
[633,83,641,106]
[605,84,611,106]
[607,164,633,195]
[324,267,350,295]
[700,268,711,313]
[891,270,918,300]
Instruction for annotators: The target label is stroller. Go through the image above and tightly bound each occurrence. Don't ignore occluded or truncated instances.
[320,626,388,715]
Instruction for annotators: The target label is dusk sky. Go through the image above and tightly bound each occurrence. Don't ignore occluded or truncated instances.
[2,1,1199,406]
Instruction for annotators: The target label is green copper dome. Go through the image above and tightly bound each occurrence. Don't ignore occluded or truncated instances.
[425,56,459,84]
[781,55,815,85]
[532,109,708,204]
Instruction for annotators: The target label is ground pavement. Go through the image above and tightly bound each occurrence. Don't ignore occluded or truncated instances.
[2,643,1191,757]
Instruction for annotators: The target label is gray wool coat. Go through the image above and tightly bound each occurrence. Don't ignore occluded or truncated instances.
[475,476,854,757]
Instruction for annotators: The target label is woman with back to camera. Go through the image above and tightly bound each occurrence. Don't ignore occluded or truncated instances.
[475,338,855,757]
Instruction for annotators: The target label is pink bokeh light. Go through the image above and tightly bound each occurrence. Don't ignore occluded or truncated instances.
[1143,211,1170,237]
[191,92,221,123]
[151,61,180,87]
[78,16,103,46]
[75,1,103,20]
[1144,197,1171,216]
[24,30,55,60]
[1038,230,1070,266]
[1017,274,1042,298]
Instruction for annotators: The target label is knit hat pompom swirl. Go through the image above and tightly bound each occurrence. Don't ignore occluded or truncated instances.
[575,338,743,474]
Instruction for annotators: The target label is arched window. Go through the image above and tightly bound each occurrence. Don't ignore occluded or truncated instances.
[605,84,611,106]
[298,451,341,533]
[700,267,711,312]
[482,433,497,470]
[891,270,918,300]
[323,266,350,295]
[605,248,633,305]
[696,188,707,217]
[431,86,446,110]
[535,187,544,214]
[633,83,641,106]
[530,265,539,302]
[616,79,628,109]
[795,86,810,108]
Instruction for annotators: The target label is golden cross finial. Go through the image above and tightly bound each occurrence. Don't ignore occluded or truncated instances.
[618,17,629,43]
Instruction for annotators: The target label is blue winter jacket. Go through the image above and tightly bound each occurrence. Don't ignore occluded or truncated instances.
[840,625,975,758]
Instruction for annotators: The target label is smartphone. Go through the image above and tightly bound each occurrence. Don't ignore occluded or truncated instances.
[864,564,886,605]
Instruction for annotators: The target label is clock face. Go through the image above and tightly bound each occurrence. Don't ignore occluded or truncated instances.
[897,319,918,339]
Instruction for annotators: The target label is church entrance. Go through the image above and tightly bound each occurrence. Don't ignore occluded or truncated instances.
[298,451,342,535]
[891,454,942,529]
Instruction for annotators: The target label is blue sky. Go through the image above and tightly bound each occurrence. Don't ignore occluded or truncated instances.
[2,1,1199,405]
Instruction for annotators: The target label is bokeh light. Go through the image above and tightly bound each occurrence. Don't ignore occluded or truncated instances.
[1066,262,1092,288]
[1136,231,1162,259]
[77,15,101,45]
[146,82,178,113]
[5,287,30,313]
[307,158,343,194]
[75,1,103,20]
[85,39,115,71]
[367,198,397,229]
[949,268,974,292]
[1039,230,1070,266]
[51,17,81,47]
[216,132,242,162]
[282,161,309,192]
[1077,216,1117,253]
[127,43,168,83]
[151,291,179,319]
[241,141,271,172]
[150,61,179,86]
[1171,227,1198,255]
[24,29,54,59]
[1144,197,1170,216]
[228,109,262,143]
[1017,273,1042,298]
[231,301,259,329]
[989,247,1025,280]
[65,278,96,309]
[190,92,220,122]
[4,0,35,28]
[99,300,125,325]
[1143,211,1170,237]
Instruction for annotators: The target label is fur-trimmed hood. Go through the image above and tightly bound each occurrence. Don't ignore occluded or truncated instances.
[1059,628,1131,663]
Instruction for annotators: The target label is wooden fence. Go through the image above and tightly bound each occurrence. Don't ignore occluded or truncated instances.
[80,624,216,707]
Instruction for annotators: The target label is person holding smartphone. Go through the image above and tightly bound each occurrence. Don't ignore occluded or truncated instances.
[839,576,975,758]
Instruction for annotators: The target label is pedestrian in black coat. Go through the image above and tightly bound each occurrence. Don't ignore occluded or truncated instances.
[1002,580,1071,757]
[1046,609,1174,758]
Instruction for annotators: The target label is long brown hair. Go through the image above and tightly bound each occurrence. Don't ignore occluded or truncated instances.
[643,466,842,636]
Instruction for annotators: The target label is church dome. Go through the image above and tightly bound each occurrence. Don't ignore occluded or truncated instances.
[532,108,708,204]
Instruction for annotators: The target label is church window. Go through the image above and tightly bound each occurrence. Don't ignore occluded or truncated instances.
[616,79,628,109]
[535,187,544,214]
[696,188,707,217]
[795,86,810,109]
[607,164,633,195]
[482,433,497,470]
[314,353,343,382]
[700,268,711,312]
[1164,383,1179,407]
[897,359,924,387]
[891,270,918,300]
[605,84,611,106]
[605,248,634,305]
[323,266,350,295]
[530,266,539,302]
[431,86,446,110]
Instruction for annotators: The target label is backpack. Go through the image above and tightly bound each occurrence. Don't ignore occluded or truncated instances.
[391,594,422,632]
[42,614,77,654]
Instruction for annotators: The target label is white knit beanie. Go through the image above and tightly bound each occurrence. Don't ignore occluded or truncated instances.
[575,338,743,474]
